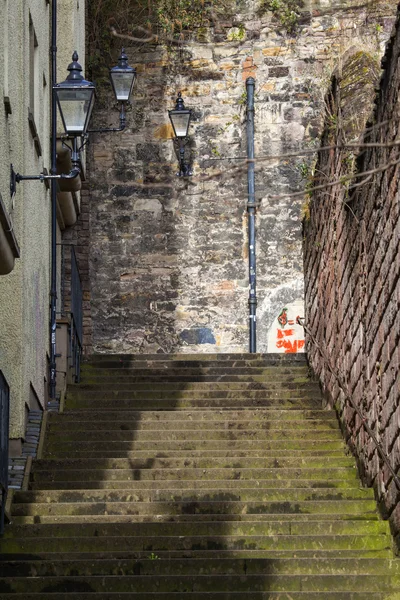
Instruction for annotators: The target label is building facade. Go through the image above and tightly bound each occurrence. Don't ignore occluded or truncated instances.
[0,0,86,454]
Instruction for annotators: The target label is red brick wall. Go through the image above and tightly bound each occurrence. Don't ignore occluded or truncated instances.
[303,13,400,538]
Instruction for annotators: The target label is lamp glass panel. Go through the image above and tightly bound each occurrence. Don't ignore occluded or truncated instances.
[170,111,190,137]
[57,88,94,134]
[111,72,135,101]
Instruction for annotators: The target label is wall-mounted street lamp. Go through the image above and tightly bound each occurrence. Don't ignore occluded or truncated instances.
[89,48,137,134]
[10,48,137,197]
[169,92,192,177]
[9,45,136,402]
[10,52,95,198]
[55,51,96,138]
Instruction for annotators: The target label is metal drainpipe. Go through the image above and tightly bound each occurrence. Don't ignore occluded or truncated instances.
[49,0,57,400]
[246,77,257,353]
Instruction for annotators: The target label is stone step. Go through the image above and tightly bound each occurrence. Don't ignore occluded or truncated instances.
[79,371,312,383]
[47,416,338,430]
[0,534,392,554]
[11,499,379,517]
[65,398,322,410]
[48,409,336,422]
[27,478,364,491]
[3,352,398,599]
[30,456,356,470]
[45,435,344,458]
[13,486,375,505]
[81,359,308,369]
[0,592,399,600]
[1,557,399,577]
[71,369,318,382]
[12,510,383,523]
[79,372,311,384]
[2,520,388,539]
[83,352,308,364]
[29,466,360,483]
[45,424,342,438]
[0,592,397,600]
[44,429,343,443]
[67,384,320,397]
[42,448,348,460]
[1,573,400,594]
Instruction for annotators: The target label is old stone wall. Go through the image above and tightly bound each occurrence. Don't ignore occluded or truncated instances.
[303,7,400,538]
[86,0,396,353]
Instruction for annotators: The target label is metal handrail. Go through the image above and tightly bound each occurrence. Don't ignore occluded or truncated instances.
[0,371,10,534]
[297,317,400,491]
[58,243,83,384]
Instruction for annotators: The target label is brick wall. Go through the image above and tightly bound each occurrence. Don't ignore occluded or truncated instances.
[303,8,400,538]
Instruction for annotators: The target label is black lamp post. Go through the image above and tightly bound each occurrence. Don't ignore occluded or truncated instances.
[169,92,192,177]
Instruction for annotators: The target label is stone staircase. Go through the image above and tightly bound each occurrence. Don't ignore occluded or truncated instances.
[1,353,400,598]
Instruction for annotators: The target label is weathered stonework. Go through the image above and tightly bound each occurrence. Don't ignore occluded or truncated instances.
[86,0,397,354]
[303,8,400,538]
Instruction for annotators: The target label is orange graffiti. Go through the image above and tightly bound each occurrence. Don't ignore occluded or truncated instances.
[277,328,295,339]
[276,338,305,353]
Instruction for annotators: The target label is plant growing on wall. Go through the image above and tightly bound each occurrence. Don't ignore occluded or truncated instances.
[88,0,236,79]
[259,0,305,33]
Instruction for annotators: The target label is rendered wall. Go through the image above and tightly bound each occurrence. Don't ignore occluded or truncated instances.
[0,0,51,440]
[86,0,397,354]
[0,0,86,443]
[303,9,400,537]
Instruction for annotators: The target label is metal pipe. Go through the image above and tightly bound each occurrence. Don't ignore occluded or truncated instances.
[49,0,58,400]
[246,77,257,353]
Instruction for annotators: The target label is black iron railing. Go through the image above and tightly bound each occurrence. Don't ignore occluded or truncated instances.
[58,244,83,383]
[0,371,10,535]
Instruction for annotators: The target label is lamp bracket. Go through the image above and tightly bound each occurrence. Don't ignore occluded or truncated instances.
[10,163,80,198]
[175,137,193,177]
[88,102,127,134]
